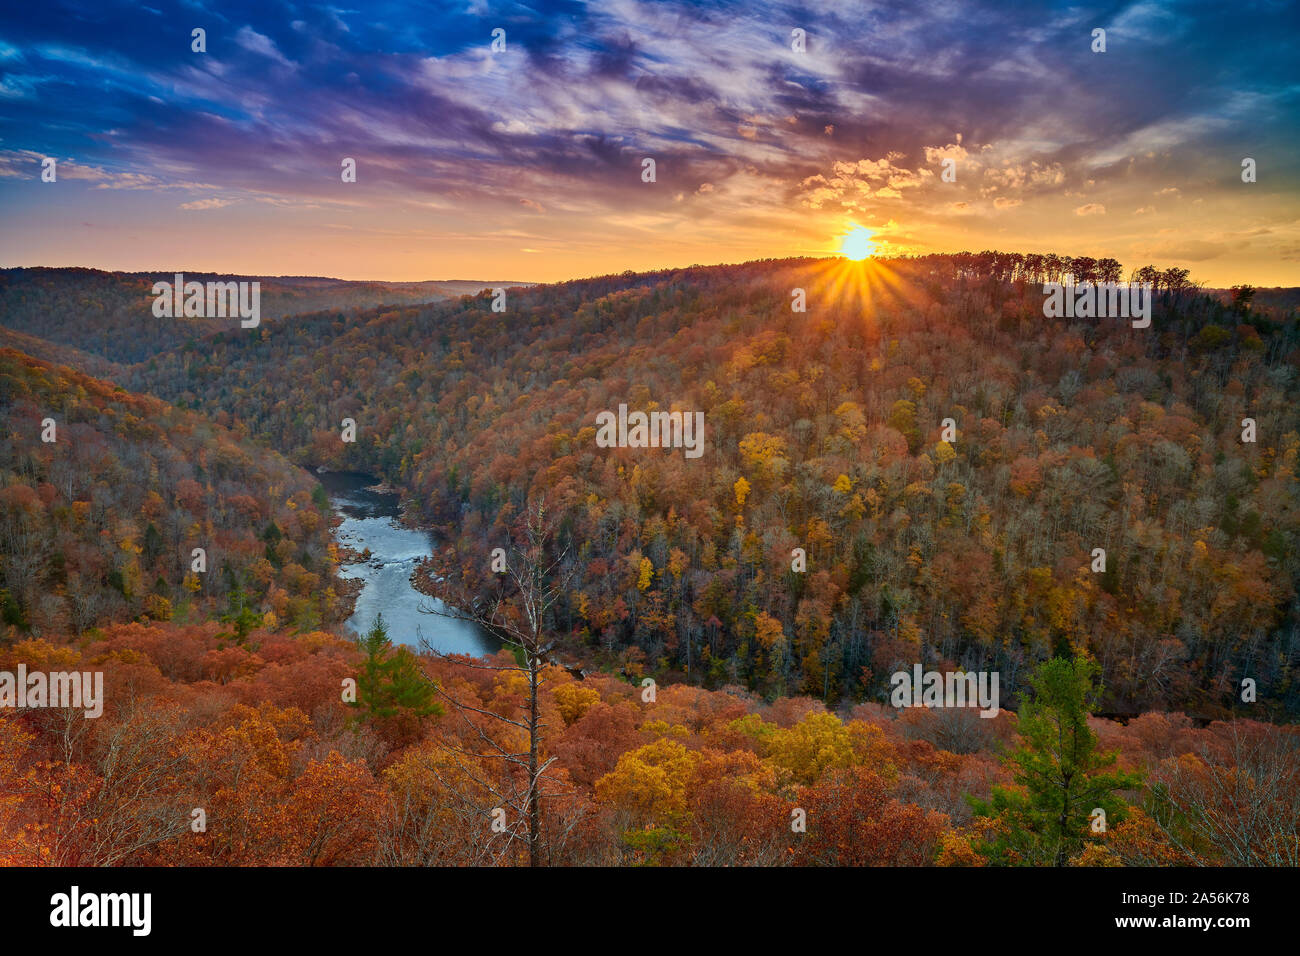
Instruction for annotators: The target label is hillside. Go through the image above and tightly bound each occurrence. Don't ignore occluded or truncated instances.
[2,612,1294,867]
[0,267,531,365]
[115,255,1300,717]
[0,258,1295,874]
[0,325,124,381]
[0,348,346,634]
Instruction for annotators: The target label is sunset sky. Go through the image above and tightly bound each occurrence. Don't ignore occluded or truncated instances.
[1,0,1297,285]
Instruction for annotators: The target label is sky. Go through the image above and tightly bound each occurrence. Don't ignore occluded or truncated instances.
[1,0,1297,286]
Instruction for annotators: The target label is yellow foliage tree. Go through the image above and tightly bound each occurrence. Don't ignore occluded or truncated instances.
[554,683,601,726]
[733,476,751,511]
[595,738,701,825]
[754,611,785,650]
[637,556,653,592]
[767,712,857,786]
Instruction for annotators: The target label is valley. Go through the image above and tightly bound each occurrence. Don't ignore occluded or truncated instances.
[0,255,1296,869]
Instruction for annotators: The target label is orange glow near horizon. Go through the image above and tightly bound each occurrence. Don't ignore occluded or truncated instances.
[800,255,927,329]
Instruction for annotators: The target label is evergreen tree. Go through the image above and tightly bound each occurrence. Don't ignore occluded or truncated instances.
[143,521,164,565]
[218,586,260,645]
[351,613,442,742]
[969,656,1143,865]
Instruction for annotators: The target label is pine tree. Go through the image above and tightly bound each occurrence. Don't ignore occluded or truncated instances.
[218,586,260,645]
[969,656,1143,865]
[351,613,442,741]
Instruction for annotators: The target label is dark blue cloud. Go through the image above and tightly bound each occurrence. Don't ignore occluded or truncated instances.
[0,0,1296,214]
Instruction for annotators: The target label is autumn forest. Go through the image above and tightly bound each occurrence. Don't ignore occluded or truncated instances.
[0,254,1297,868]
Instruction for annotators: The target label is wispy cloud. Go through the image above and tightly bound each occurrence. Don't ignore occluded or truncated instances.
[0,0,1295,283]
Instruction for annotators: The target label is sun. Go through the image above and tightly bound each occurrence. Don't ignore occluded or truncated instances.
[838,226,877,261]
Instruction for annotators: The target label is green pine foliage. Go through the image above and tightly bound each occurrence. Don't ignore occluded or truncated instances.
[350,613,443,743]
[969,656,1144,865]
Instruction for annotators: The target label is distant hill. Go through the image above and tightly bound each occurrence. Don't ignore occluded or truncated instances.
[0,267,532,365]
[425,279,536,295]
[0,325,124,381]
[1205,286,1300,315]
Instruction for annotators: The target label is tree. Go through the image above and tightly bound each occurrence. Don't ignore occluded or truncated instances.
[218,586,261,645]
[1230,285,1257,314]
[1133,264,1161,292]
[420,499,576,867]
[1067,256,1098,283]
[1140,721,1299,866]
[795,767,948,866]
[351,613,442,745]
[1096,258,1123,284]
[968,656,1143,865]
[595,737,699,863]
[766,711,856,786]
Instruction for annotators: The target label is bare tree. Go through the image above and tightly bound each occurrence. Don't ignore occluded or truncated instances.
[19,701,193,865]
[1141,722,1300,866]
[417,499,579,867]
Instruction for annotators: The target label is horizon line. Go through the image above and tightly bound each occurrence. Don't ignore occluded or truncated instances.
[2,255,1296,291]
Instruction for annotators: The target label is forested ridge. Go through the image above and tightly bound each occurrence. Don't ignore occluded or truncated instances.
[0,267,526,365]
[0,348,346,635]
[81,253,1300,718]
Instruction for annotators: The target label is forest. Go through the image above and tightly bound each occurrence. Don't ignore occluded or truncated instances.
[0,611,1294,866]
[0,267,510,366]
[0,254,1296,866]
[95,254,1300,717]
[0,349,346,635]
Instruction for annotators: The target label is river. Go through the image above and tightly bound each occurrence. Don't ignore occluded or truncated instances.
[317,471,499,656]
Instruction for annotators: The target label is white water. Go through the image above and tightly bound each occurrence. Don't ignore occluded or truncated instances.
[320,471,498,656]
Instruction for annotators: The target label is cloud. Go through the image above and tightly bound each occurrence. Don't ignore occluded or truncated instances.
[1075,203,1106,216]
[800,153,934,209]
[1132,239,1229,262]
[179,197,238,211]
[234,27,295,68]
[0,148,48,178]
[983,161,1065,191]
[0,0,1296,282]
[491,119,533,136]
[923,141,969,166]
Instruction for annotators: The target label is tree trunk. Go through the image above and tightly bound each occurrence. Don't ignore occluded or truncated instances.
[528,648,541,867]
